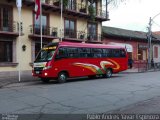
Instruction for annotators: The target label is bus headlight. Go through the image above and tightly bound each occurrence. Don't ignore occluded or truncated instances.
[44,73,48,76]
[43,66,52,70]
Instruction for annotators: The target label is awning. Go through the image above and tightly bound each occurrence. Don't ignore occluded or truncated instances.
[108,42,133,52]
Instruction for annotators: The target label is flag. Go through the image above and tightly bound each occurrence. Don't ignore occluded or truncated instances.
[16,0,22,8]
[35,0,40,20]
[16,0,22,14]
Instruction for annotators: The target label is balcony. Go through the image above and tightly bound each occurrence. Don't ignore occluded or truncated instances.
[7,0,108,21]
[28,24,101,42]
[0,20,19,38]
[96,9,109,21]
[28,24,59,40]
[63,29,102,43]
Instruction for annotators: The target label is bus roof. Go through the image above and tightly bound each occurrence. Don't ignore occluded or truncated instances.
[46,42,126,49]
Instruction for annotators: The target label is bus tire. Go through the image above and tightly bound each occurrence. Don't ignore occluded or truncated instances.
[88,75,96,79]
[105,69,112,78]
[41,78,50,83]
[58,72,68,83]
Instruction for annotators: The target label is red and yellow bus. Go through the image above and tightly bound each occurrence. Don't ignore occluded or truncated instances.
[32,42,128,83]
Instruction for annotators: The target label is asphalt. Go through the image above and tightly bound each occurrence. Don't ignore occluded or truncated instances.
[0,68,139,88]
[1,70,160,120]
[110,95,160,114]
[0,68,155,88]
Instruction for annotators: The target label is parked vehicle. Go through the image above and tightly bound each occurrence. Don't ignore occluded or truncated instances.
[32,42,128,83]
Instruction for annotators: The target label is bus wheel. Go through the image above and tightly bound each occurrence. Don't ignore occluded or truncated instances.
[88,75,96,79]
[105,69,112,78]
[58,72,68,83]
[41,78,50,83]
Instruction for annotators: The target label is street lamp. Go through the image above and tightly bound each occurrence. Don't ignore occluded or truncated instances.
[148,12,160,66]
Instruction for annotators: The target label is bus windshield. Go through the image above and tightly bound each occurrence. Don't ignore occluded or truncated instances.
[35,46,57,62]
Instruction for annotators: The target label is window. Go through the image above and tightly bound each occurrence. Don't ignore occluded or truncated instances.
[41,0,46,3]
[0,41,12,62]
[35,42,48,57]
[64,18,76,38]
[0,5,12,31]
[67,0,76,10]
[88,23,97,41]
[57,47,68,58]
[67,47,78,58]
[78,48,91,58]
[102,49,126,58]
[101,0,107,18]
[154,46,158,58]
[138,49,143,60]
[57,47,78,58]
[34,14,48,35]
[92,48,102,58]
[88,0,97,15]
[56,47,126,60]
[102,49,111,57]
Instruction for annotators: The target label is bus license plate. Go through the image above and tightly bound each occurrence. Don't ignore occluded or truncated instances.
[35,71,40,74]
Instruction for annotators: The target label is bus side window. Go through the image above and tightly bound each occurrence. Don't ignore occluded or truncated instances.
[120,49,126,57]
[79,48,90,58]
[92,48,102,58]
[113,49,120,57]
[68,47,78,58]
[56,47,67,59]
[102,49,108,57]
[107,49,112,57]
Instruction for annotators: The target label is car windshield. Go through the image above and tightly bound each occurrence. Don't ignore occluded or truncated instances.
[35,46,57,62]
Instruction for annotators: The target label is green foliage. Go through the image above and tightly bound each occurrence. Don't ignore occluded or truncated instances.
[63,0,69,8]
[88,4,96,21]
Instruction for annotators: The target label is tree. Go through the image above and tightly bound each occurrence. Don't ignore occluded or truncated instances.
[88,0,127,21]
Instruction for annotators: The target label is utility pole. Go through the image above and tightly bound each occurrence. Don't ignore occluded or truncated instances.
[148,17,152,66]
[147,12,160,67]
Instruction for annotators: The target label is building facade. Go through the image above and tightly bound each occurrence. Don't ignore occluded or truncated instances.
[102,26,160,65]
[0,0,108,80]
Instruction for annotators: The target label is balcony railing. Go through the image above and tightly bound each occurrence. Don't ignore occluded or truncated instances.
[97,9,108,18]
[0,20,18,33]
[29,24,58,37]
[9,0,108,20]
[29,25,101,41]
[43,0,108,20]
[63,29,101,42]
[77,3,87,13]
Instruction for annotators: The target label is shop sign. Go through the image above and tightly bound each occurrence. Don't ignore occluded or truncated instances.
[138,44,148,49]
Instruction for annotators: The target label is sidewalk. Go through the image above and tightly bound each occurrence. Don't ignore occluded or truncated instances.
[121,67,160,74]
[121,68,139,74]
[0,73,39,88]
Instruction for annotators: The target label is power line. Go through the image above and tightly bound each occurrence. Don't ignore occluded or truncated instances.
[152,20,160,29]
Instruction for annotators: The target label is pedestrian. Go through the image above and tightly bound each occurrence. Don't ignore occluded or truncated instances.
[128,58,133,69]
[151,58,154,68]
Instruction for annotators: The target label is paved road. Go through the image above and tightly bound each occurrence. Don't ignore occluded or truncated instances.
[0,72,160,119]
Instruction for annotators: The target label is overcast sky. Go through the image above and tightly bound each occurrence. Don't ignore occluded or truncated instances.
[103,0,160,32]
